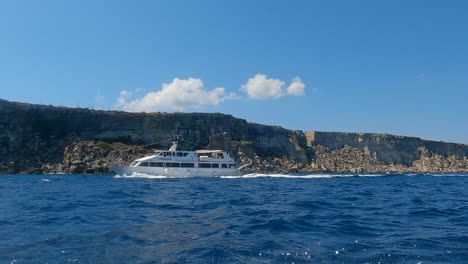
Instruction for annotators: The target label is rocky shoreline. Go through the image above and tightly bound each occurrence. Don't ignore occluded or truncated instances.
[1,99,467,174]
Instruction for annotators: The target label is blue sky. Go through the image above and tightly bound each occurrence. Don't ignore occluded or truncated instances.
[1,0,467,143]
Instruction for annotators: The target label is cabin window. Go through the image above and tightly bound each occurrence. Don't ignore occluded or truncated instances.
[150,162,165,167]
[166,163,180,168]
[177,152,183,157]
[181,163,195,168]
[222,164,228,168]
[229,164,235,168]
[198,163,211,168]
[140,162,149,167]
[211,163,219,168]
[183,153,189,157]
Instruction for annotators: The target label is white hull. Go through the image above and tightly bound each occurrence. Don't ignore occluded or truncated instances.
[109,165,240,177]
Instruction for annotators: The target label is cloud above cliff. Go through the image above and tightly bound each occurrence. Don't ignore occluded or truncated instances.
[115,78,232,112]
[241,74,306,99]
[287,77,306,96]
[115,75,306,112]
[241,74,285,99]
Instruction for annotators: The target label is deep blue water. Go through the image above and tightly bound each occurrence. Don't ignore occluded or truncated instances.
[0,173,467,263]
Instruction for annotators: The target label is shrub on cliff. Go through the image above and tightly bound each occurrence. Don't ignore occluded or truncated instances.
[96,141,115,151]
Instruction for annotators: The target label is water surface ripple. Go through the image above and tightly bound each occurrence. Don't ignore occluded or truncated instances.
[0,174,467,263]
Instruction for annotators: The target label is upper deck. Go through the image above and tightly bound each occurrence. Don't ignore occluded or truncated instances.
[135,149,235,164]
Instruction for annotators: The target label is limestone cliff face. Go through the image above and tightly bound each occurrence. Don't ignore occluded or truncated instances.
[0,98,467,174]
[306,132,468,173]
[0,99,309,174]
[306,131,468,166]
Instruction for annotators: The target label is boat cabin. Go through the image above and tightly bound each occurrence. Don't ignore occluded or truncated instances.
[128,147,235,169]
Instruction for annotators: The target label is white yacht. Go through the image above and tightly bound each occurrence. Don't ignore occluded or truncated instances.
[108,141,248,177]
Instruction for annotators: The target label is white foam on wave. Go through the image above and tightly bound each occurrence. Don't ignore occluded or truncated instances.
[113,172,168,179]
[40,178,50,182]
[392,173,468,177]
[113,172,468,179]
[220,173,387,179]
[425,173,468,177]
[355,174,388,177]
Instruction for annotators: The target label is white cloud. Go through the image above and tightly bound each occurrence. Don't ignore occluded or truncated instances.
[115,75,306,112]
[115,78,230,112]
[241,74,285,99]
[241,74,306,99]
[115,90,131,108]
[287,77,305,96]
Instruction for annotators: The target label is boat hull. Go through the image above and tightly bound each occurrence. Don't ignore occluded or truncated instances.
[108,165,241,177]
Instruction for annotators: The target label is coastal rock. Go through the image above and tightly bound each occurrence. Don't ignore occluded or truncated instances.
[0,98,468,174]
[310,145,385,173]
[308,145,468,174]
[411,147,468,173]
[61,141,154,174]
[0,166,14,174]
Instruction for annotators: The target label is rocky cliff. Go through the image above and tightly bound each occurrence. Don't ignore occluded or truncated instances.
[1,98,467,174]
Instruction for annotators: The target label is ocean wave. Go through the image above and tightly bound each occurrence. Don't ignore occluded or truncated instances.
[427,173,468,177]
[2,173,468,263]
[113,172,468,180]
[220,173,387,179]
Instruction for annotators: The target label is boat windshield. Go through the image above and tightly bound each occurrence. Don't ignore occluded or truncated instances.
[197,153,224,159]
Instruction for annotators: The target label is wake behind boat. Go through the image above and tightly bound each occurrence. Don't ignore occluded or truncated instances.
[108,140,250,177]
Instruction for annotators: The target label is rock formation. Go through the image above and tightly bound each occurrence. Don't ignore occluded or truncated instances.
[0,98,467,174]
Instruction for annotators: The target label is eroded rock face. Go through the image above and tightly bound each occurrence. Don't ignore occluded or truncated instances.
[307,131,468,167]
[62,141,154,174]
[308,145,468,174]
[411,147,468,173]
[232,141,307,173]
[1,98,468,174]
[310,145,384,173]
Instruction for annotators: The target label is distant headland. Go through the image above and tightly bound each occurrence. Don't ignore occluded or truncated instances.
[1,98,467,174]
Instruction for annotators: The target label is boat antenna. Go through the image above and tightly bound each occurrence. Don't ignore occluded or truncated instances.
[173,113,181,144]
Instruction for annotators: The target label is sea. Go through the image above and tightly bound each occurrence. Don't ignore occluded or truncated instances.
[0,173,467,264]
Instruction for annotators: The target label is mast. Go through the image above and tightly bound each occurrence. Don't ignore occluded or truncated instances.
[168,113,180,151]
